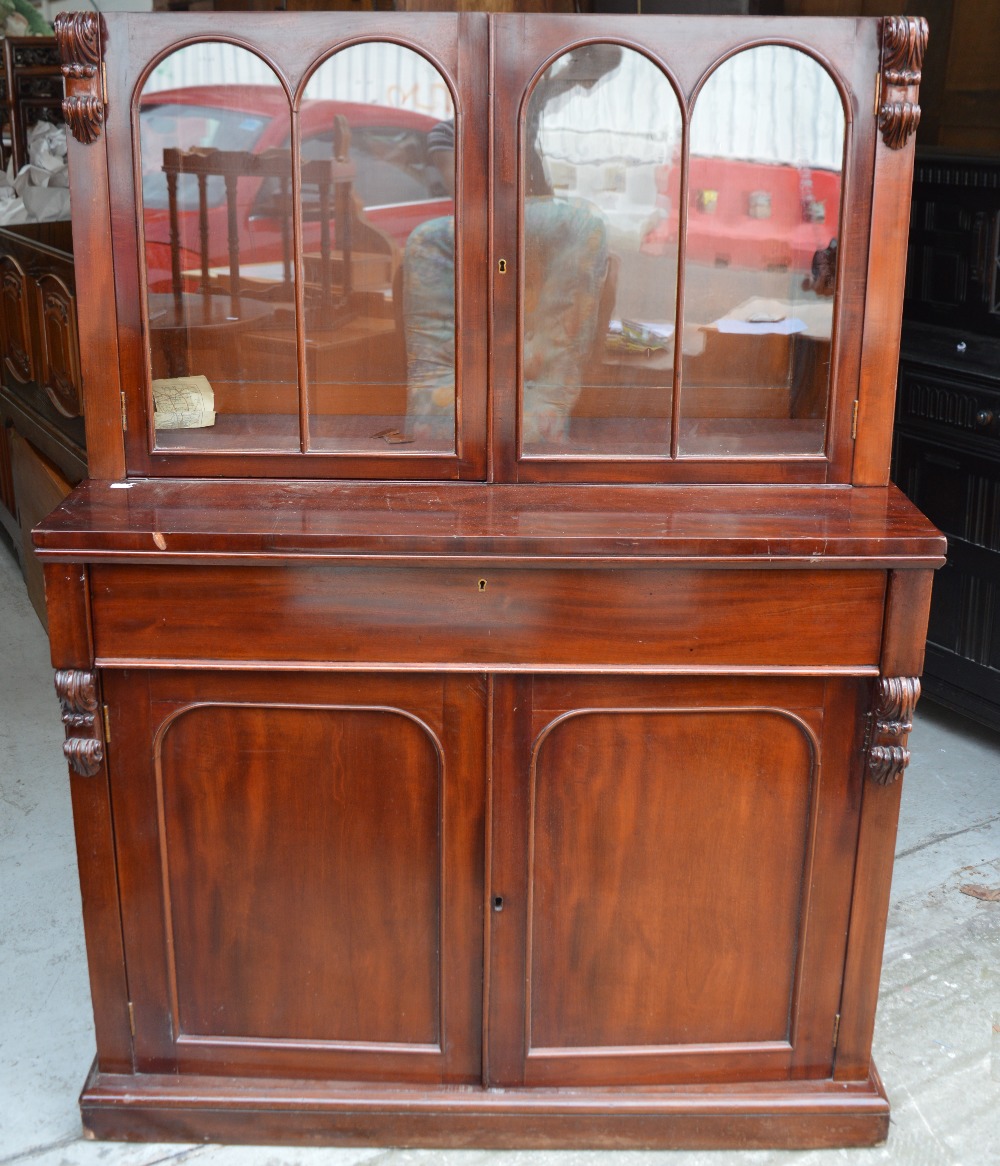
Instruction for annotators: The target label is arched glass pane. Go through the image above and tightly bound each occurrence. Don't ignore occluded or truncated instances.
[302,45,455,454]
[140,44,297,452]
[680,47,844,457]
[520,46,681,457]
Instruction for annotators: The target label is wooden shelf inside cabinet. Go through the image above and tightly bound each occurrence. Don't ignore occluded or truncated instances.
[38,8,940,1151]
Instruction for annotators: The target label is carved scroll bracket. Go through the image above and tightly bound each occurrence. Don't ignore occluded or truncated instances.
[864,676,920,786]
[879,16,928,150]
[55,669,104,777]
[54,12,106,145]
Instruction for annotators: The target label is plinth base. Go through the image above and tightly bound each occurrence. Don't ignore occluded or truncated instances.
[80,1061,890,1149]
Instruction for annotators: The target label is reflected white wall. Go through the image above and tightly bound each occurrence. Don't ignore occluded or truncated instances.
[143,42,454,123]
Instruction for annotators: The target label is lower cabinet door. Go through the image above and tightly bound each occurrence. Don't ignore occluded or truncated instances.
[103,669,487,1084]
[487,674,866,1088]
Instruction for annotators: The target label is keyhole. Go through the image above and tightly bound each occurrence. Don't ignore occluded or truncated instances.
[478,578,487,591]
[498,258,507,274]
[493,895,504,912]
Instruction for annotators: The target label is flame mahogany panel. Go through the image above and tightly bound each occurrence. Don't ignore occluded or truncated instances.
[88,563,886,670]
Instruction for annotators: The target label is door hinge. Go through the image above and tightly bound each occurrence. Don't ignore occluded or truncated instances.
[851,399,859,440]
[102,703,111,744]
[120,391,128,431]
[875,68,882,120]
[127,1001,136,1036]
[832,1011,841,1051]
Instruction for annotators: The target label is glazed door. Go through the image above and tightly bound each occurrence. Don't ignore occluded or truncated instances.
[487,674,865,1087]
[104,669,487,1084]
[490,15,879,484]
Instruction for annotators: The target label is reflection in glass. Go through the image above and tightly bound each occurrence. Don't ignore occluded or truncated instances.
[520,46,681,457]
[680,47,844,457]
[302,45,455,454]
[140,43,298,451]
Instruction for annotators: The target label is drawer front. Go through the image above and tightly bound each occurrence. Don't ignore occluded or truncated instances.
[897,365,1000,449]
[91,564,886,669]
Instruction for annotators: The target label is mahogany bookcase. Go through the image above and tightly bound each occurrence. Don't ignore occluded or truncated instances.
[35,10,943,1149]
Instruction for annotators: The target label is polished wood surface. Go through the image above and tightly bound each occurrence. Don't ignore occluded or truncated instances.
[43,564,133,1074]
[487,675,862,1089]
[39,10,939,1150]
[34,480,944,565]
[86,563,887,669]
[78,1064,891,1148]
[105,669,486,1083]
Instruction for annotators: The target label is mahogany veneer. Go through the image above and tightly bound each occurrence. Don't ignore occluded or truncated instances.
[37,9,941,1149]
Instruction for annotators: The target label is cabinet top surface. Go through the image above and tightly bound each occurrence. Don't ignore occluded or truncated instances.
[34,480,944,566]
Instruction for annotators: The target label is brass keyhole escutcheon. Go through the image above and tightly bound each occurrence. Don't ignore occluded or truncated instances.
[478,579,487,591]
[497,258,507,274]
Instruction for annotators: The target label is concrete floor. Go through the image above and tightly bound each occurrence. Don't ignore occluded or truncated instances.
[2,534,999,1166]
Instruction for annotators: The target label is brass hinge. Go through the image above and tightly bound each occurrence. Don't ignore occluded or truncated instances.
[102,704,111,744]
[832,1012,841,1051]
[851,399,859,440]
[875,68,882,119]
[127,1001,136,1037]
[120,391,127,431]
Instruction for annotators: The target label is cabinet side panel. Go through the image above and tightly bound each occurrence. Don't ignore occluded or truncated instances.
[44,561,92,670]
[835,569,932,1079]
[44,566,133,1073]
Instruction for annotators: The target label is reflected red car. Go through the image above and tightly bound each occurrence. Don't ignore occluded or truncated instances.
[140,85,452,293]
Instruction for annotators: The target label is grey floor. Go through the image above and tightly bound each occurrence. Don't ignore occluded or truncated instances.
[2,535,999,1166]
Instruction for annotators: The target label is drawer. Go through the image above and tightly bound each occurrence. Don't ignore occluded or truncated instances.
[89,564,886,670]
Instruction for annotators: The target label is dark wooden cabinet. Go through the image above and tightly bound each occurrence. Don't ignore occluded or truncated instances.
[0,37,63,174]
[894,153,1000,730]
[0,222,84,625]
[35,11,942,1150]
[895,332,1000,728]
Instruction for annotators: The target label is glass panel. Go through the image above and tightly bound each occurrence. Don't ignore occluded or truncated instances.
[302,45,455,454]
[680,47,844,457]
[140,44,298,452]
[520,46,681,457]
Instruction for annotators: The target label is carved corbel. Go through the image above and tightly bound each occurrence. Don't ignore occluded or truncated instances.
[864,676,920,786]
[55,669,104,777]
[879,16,928,150]
[54,12,106,145]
